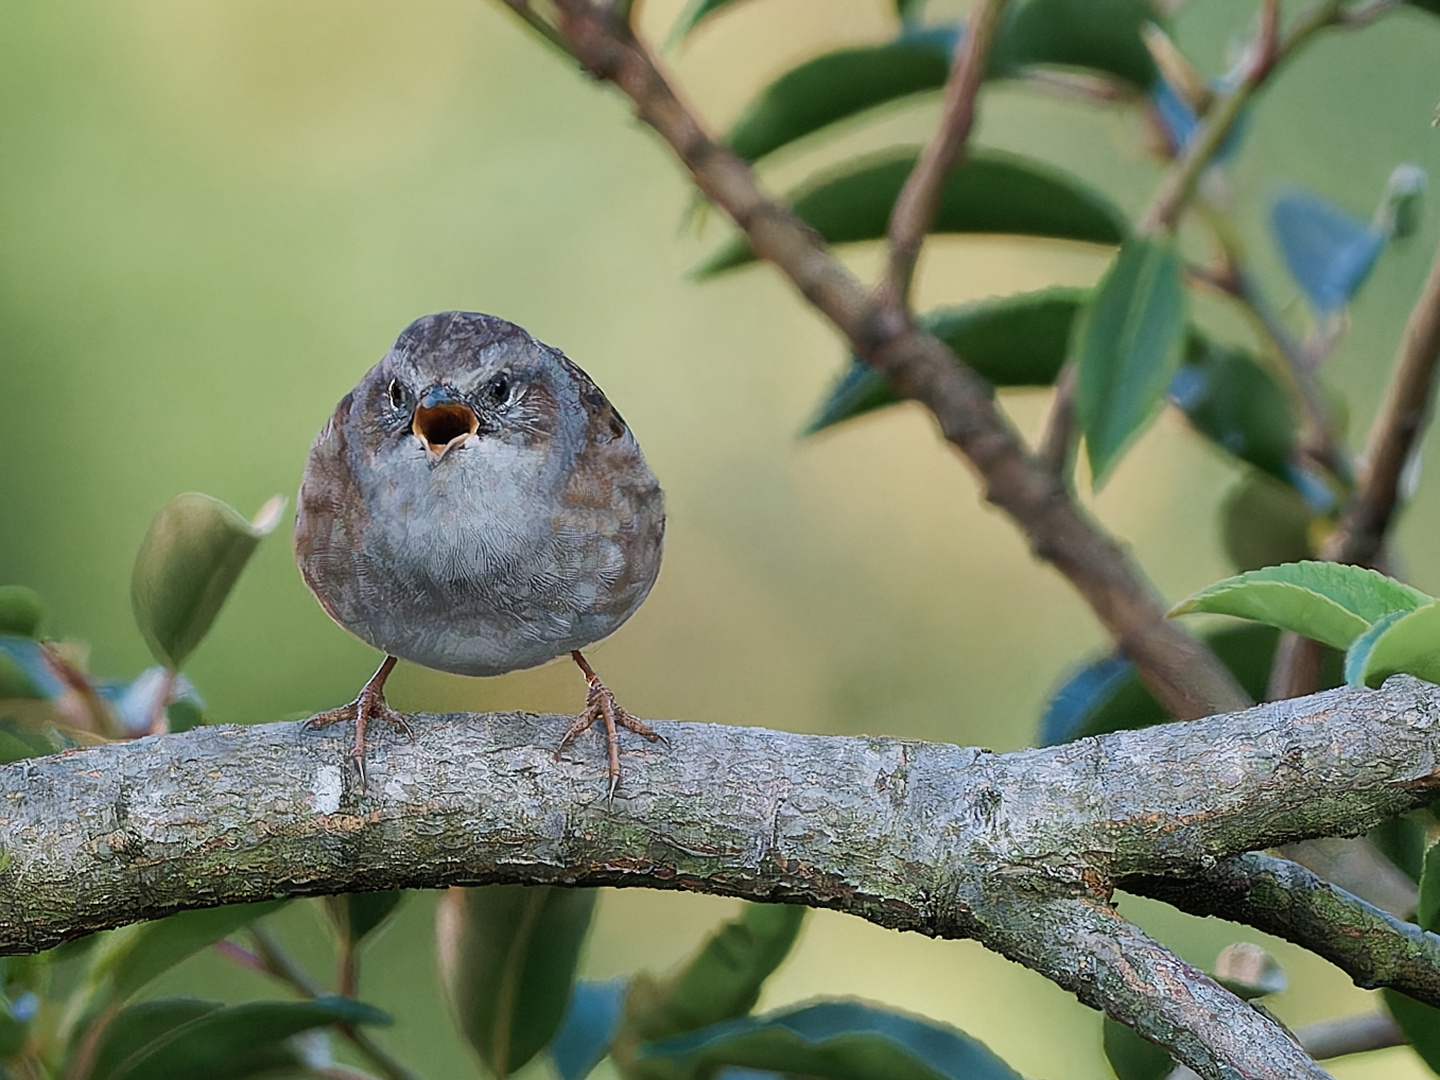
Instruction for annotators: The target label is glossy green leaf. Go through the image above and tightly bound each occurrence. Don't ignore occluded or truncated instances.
[1103,1016,1171,1080]
[438,884,597,1077]
[668,0,753,41]
[1038,624,1296,745]
[91,900,288,1002]
[0,588,41,639]
[1370,810,1429,885]
[88,998,222,1080]
[805,289,1085,434]
[1344,610,1409,687]
[324,891,406,948]
[638,998,1024,1080]
[697,149,1125,276]
[1171,561,1433,651]
[989,0,1160,88]
[1385,989,1440,1075]
[0,993,34,1058]
[105,996,389,1080]
[1074,238,1186,488]
[552,978,628,1080]
[725,32,954,164]
[1345,600,1440,688]
[631,904,807,1042]
[1172,336,1296,483]
[0,717,69,764]
[0,638,59,701]
[131,493,284,670]
[1219,474,1315,574]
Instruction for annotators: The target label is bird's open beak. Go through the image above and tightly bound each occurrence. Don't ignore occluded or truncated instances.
[412,387,479,463]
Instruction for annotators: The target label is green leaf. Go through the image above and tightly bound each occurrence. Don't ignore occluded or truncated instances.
[630,904,807,1042]
[990,0,1161,88]
[1103,1016,1171,1080]
[805,289,1086,435]
[1415,839,1440,929]
[1344,610,1409,687]
[1346,600,1440,688]
[105,996,389,1080]
[438,885,597,1077]
[1039,624,1298,745]
[1074,238,1187,488]
[1385,989,1440,1075]
[0,588,41,639]
[697,149,1125,276]
[91,900,288,1002]
[1370,811,1429,884]
[1171,561,1433,651]
[324,891,406,948]
[0,718,68,764]
[1172,335,1297,483]
[0,638,58,701]
[725,32,954,164]
[638,998,1024,1080]
[131,493,284,670]
[668,0,753,42]
[88,998,223,1080]
[1219,474,1315,574]
[552,979,629,1080]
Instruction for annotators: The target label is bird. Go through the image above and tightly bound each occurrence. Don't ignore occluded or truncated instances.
[294,312,666,795]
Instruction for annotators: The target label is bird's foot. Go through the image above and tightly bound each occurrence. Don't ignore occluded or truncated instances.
[305,656,408,790]
[559,652,666,800]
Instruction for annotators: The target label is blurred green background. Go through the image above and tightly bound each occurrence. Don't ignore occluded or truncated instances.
[4,0,1440,1077]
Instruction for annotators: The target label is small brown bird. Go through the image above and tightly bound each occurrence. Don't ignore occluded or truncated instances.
[294,312,666,794]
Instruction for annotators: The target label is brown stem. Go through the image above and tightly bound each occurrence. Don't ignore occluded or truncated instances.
[879,0,1011,307]
[250,926,426,1080]
[1140,0,1347,234]
[1323,231,1440,567]
[1267,230,1440,698]
[545,0,1247,720]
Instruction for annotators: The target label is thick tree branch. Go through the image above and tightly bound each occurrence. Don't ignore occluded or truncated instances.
[1128,851,1440,1008]
[1167,1012,1404,1080]
[10,679,1440,1077]
[880,0,1010,307]
[536,0,1248,721]
[985,895,1329,1080]
[2,678,1439,957]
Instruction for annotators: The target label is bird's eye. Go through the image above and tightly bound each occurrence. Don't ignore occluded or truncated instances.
[388,379,408,410]
[485,373,511,406]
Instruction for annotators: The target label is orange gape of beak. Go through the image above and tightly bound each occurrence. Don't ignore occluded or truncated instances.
[412,400,479,462]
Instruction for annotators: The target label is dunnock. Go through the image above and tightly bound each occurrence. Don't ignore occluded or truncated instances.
[295,312,666,793]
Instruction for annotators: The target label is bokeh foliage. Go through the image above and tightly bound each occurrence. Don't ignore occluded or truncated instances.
[4,0,1440,1078]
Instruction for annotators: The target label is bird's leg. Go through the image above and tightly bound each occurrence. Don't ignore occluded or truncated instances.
[304,655,411,789]
[557,650,666,798]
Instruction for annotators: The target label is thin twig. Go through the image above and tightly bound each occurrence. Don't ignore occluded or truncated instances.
[1037,364,1077,476]
[1323,231,1440,567]
[250,926,427,1080]
[1141,0,1348,234]
[545,0,1249,720]
[880,0,1011,308]
[1266,230,1440,698]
